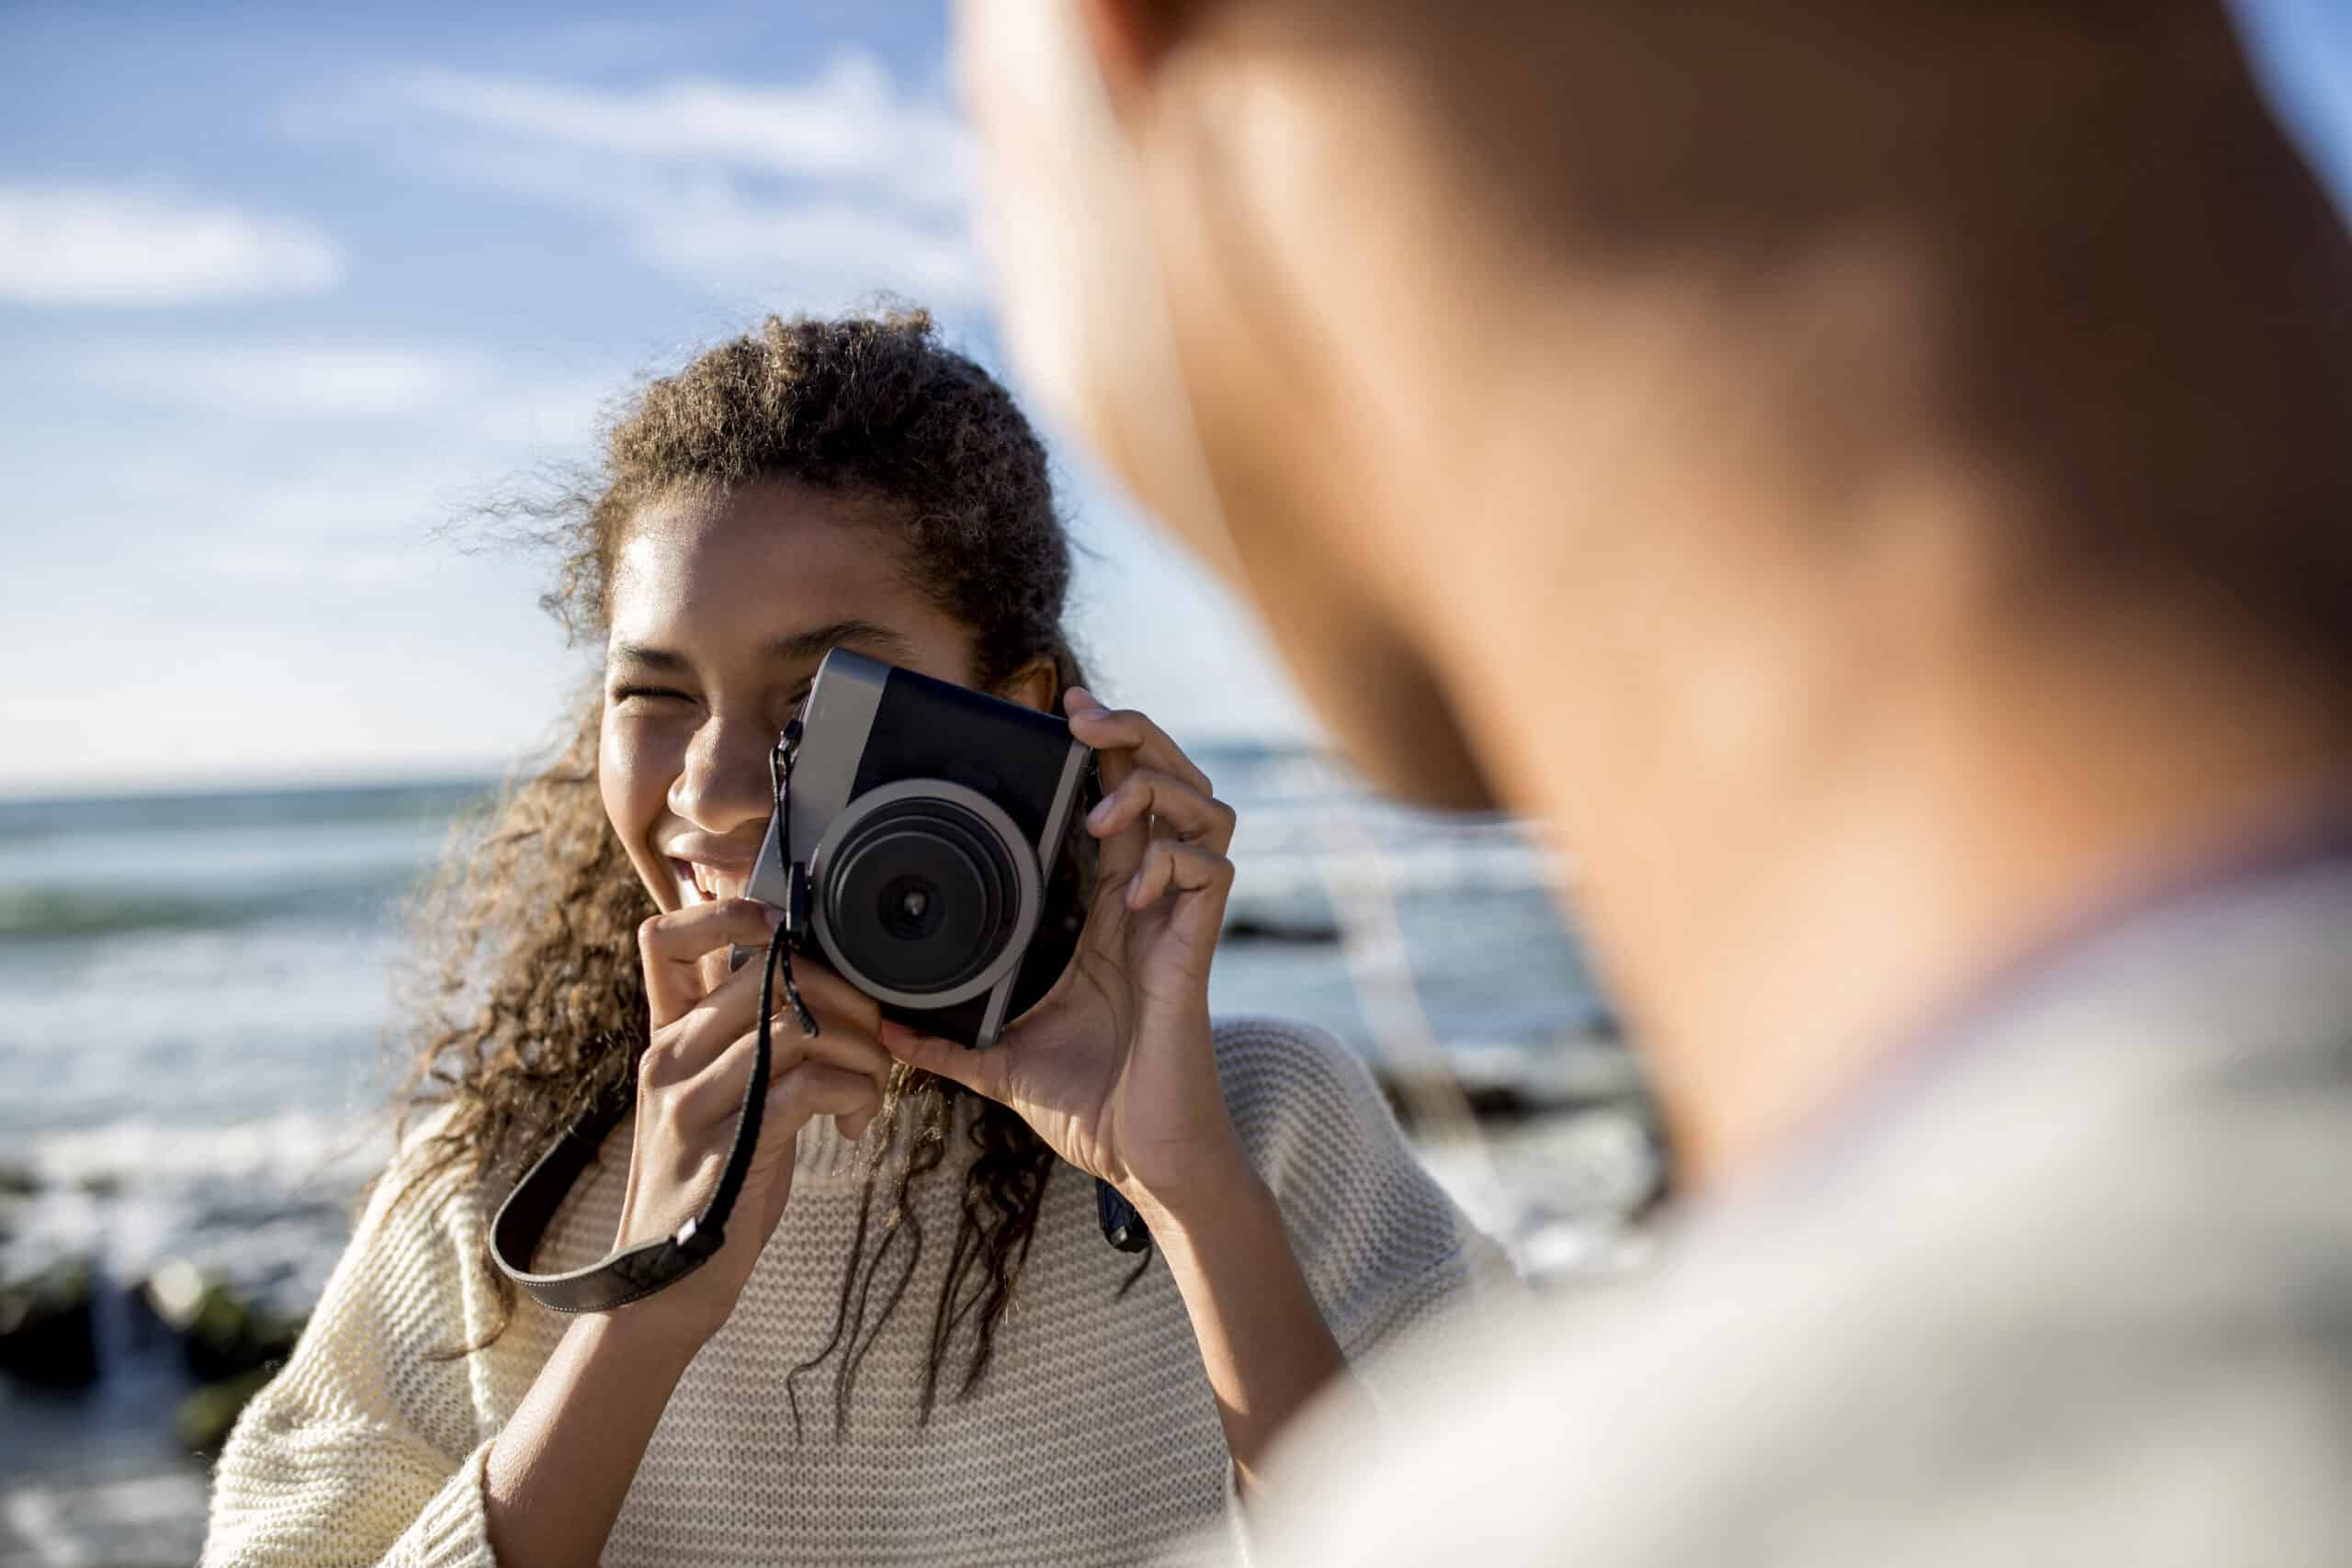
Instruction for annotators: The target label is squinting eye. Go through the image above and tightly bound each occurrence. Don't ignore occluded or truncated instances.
[612,684,689,705]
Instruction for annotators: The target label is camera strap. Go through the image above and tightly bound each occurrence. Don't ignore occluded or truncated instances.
[489,723,818,1314]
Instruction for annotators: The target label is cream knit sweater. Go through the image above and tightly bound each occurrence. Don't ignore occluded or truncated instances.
[201,1017,1506,1567]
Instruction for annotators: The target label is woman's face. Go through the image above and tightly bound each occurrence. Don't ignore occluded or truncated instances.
[599,480,993,923]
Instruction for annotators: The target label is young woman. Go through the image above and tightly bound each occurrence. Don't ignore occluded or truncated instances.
[201,310,1502,1567]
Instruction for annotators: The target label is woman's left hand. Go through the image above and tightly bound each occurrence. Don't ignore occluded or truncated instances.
[877,686,1247,1219]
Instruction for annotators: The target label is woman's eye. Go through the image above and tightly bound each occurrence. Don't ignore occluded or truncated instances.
[612,684,689,705]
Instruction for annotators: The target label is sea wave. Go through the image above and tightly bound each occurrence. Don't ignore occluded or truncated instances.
[17,1108,389,1192]
[0,882,387,941]
[0,780,497,845]
[0,1110,392,1314]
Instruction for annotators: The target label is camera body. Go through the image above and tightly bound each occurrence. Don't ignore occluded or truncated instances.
[735,648,1092,1050]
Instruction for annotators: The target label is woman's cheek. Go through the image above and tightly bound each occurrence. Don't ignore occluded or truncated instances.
[600,711,675,891]
[597,710,640,830]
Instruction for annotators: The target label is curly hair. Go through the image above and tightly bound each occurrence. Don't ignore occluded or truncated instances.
[389,308,1096,1428]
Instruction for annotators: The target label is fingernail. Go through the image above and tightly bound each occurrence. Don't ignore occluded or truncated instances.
[1067,685,1104,716]
[763,903,786,929]
[1087,796,1114,827]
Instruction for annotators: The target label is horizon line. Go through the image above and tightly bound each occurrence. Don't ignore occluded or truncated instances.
[0,730,1322,807]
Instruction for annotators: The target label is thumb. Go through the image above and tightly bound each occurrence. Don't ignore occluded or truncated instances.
[878,1019,1010,1100]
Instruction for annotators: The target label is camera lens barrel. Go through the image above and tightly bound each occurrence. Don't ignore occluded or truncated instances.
[808,779,1042,1008]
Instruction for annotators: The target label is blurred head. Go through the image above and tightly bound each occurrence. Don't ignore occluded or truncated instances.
[956,0,2352,818]
[960,0,2352,1179]
[401,310,1084,1418]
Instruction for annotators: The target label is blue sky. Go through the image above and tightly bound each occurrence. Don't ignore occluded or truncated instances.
[2,1,2348,796]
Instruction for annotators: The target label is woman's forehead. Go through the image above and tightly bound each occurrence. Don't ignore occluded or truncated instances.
[616,483,889,598]
[607,481,961,663]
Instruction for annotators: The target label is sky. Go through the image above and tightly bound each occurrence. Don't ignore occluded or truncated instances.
[2,0,2348,798]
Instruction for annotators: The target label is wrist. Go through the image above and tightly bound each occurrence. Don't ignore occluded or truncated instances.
[579,1299,711,1377]
[1129,1145,1270,1245]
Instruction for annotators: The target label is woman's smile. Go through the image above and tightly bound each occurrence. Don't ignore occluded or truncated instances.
[670,854,752,907]
[659,828,763,908]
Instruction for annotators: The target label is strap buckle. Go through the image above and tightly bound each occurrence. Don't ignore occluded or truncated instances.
[673,1216,725,1259]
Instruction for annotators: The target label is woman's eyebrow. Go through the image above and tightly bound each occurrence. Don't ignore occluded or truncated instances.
[608,640,688,671]
[764,619,914,662]
[608,621,912,671]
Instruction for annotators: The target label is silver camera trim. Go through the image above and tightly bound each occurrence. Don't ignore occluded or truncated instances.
[807,777,1042,1010]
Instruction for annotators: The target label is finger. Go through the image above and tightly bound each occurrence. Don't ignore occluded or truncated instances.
[1126,841,1237,939]
[638,900,785,1026]
[672,1011,895,1123]
[782,960,885,1039]
[765,1062,882,1129]
[684,940,879,1055]
[1086,767,1238,854]
[1064,689,1213,796]
[876,1020,1014,1104]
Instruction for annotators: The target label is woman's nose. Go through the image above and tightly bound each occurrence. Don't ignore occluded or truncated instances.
[669,715,778,836]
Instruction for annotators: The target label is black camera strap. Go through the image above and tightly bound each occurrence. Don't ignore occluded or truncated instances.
[490,723,817,1314]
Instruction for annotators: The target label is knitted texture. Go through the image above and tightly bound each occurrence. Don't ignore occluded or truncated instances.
[201,1017,1507,1567]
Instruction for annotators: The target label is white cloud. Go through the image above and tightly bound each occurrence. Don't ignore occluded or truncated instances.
[628,189,980,303]
[0,185,343,308]
[296,51,982,306]
[384,51,970,209]
[74,343,482,417]
[63,341,622,468]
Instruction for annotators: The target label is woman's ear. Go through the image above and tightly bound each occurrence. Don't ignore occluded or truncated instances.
[1075,0,1182,118]
[1001,656,1062,716]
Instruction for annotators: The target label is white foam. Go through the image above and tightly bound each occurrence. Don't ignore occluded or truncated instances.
[24,1109,387,1191]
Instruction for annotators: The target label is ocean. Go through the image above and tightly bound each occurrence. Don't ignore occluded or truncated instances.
[0,750,1653,1559]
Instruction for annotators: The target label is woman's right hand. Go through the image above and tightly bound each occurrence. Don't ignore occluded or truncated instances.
[610,897,894,1350]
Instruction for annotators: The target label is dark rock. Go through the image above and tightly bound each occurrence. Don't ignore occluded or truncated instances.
[1220,913,1342,944]
[1378,1073,1546,1126]
[1371,1030,1653,1134]
[141,1258,305,1382]
[0,1255,100,1388]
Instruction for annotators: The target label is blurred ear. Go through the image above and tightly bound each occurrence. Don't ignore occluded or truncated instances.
[999,656,1061,716]
[1076,0,1185,116]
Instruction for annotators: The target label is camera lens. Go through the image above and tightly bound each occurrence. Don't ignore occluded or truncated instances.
[877,876,941,941]
[821,796,1022,997]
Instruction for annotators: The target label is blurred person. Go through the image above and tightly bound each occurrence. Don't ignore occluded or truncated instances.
[956,0,2352,1562]
[198,311,1500,1567]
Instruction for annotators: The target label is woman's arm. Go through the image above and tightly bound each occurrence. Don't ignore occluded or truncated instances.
[203,1134,505,1568]
[482,1312,700,1565]
[476,900,892,1566]
[206,900,890,1567]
